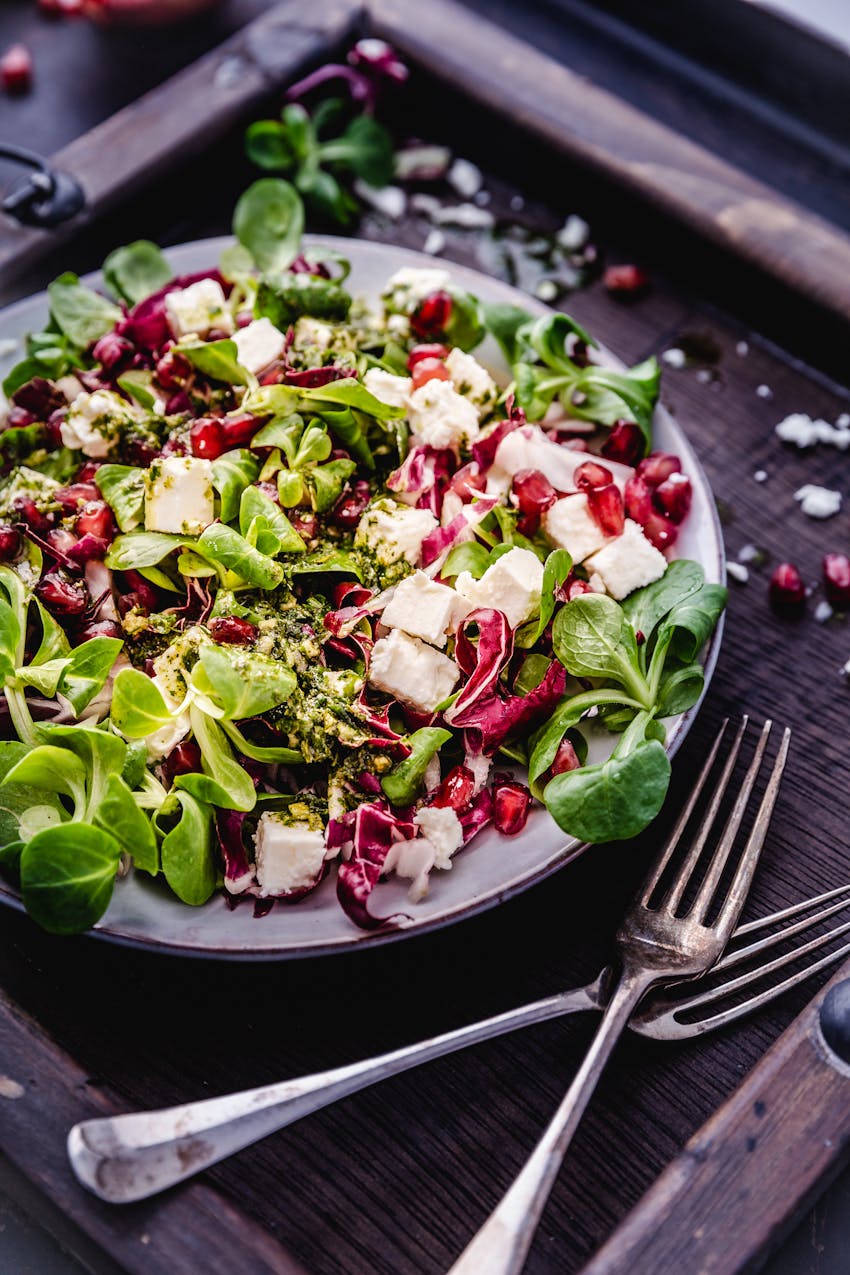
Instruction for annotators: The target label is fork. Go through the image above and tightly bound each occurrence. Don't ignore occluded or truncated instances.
[447,715,788,1274]
[68,717,798,1209]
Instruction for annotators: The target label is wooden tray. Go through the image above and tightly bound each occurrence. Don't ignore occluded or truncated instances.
[3,3,850,1271]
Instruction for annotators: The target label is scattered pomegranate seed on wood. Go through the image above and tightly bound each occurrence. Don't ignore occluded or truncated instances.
[769,562,806,613]
[1,45,33,95]
[823,554,850,608]
[603,264,650,296]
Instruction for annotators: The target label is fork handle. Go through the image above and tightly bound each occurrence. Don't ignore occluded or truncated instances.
[448,968,654,1275]
[67,981,602,1204]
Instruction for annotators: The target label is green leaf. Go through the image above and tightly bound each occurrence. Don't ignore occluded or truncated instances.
[47,273,122,348]
[32,600,71,666]
[241,387,300,427]
[175,339,250,386]
[105,532,192,571]
[158,791,216,906]
[544,734,670,842]
[298,378,404,421]
[514,653,552,696]
[111,667,174,738]
[2,358,55,399]
[516,549,572,650]
[219,720,302,764]
[482,302,534,364]
[0,740,67,851]
[277,469,305,507]
[93,773,158,874]
[233,178,304,274]
[381,728,452,806]
[655,663,705,717]
[315,406,373,469]
[58,637,123,714]
[527,694,588,791]
[4,744,88,807]
[291,547,362,580]
[117,370,159,411]
[661,584,728,663]
[20,823,122,934]
[177,706,256,812]
[196,523,284,589]
[521,312,596,367]
[245,119,298,170]
[319,113,395,185]
[292,423,333,468]
[239,485,305,554]
[552,593,645,691]
[94,465,147,532]
[0,595,21,663]
[444,289,486,352]
[17,657,69,698]
[255,274,351,330]
[211,449,261,523]
[309,458,356,513]
[103,240,172,306]
[121,738,148,791]
[622,559,706,649]
[194,645,297,720]
[441,542,491,580]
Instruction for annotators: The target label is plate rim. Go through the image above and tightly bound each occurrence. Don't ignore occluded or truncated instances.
[0,234,726,960]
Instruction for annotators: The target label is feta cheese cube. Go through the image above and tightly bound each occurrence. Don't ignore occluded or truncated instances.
[61,389,133,458]
[445,347,497,414]
[254,813,325,898]
[232,318,285,374]
[407,379,480,449]
[414,805,464,869]
[354,499,438,567]
[381,571,470,647]
[369,628,459,712]
[164,278,233,338]
[363,367,413,409]
[144,456,214,536]
[454,547,544,628]
[543,494,609,562]
[292,317,334,352]
[585,519,667,600]
[382,266,451,312]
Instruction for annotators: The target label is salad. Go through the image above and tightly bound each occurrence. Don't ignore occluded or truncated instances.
[0,179,726,936]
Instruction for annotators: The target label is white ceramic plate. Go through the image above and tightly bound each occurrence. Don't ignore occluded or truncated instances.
[0,236,724,958]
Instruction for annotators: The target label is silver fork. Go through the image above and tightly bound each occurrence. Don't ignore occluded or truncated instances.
[448,716,788,1274]
[68,717,800,1210]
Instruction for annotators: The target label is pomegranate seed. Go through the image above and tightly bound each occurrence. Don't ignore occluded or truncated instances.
[603,264,649,295]
[67,533,109,564]
[431,765,475,812]
[411,358,451,390]
[823,553,850,608]
[643,511,678,551]
[165,390,193,416]
[189,417,226,460]
[574,460,614,492]
[155,349,190,389]
[209,616,257,646]
[75,461,102,482]
[601,420,643,466]
[492,778,532,835]
[0,527,20,560]
[222,414,260,448]
[11,497,55,533]
[92,332,133,371]
[45,409,66,448]
[77,618,122,642]
[236,310,254,329]
[411,290,453,339]
[47,527,79,556]
[512,469,557,516]
[160,740,203,788]
[587,483,625,536]
[1,45,33,95]
[653,473,692,524]
[551,738,581,775]
[76,500,116,540]
[449,462,486,501]
[37,571,87,615]
[624,474,653,525]
[121,570,159,612]
[637,451,682,488]
[291,512,318,540]
[330,480,371,529]
[769,562,806,613]
[407,343,448,370]
[55,482,99,510]
[5,405,36,429]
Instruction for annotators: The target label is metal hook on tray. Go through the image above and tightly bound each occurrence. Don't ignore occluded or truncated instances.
[0,142,85,229]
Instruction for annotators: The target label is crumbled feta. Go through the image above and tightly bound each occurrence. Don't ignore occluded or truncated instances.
[383,266,451,312]
[754,469,768,482]
[431,203,495,230]
[0,466,60,518]
[738,544,761,563]
[292,317,334,351]
[662,348,686,368]
[407,379,481,449]
[736,340,749,357]
[423,229,446,256]
[368,628,459,712]
[145,675,190,762]
[726,562,749,584]
[164,278,233,338]
[815,601,834,623]
[381,571,469,647]
[354,499,438,567]
[775,412,850,450]
[794,484,842,519]
[414,805,464,868]
[55,374,85,403]
[61,389,135,458]
[756,384,773,400]
[447,157,483,198]
[232,318,285,374]
[556,214,590,251]
[585,519,667,600]
[410,193,442,217]
[542,493,609,562]
[384,837,438,902]
[444,347,497,414]
[535,280,558,302]
[363,367,413,409]
[394,144,451,181]
[254,813,325,898]
[0,337,18,358]
[491,424,632,494]
[474,190,491,206]
[454,547,544,629]
[144,456,214,535]
[354,180,406,219]
[510,194,525,211]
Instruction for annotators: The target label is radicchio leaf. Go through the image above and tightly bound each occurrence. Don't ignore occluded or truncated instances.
[336,800,416,930]
[471,399,527,471]
[121,270,226,352]
[459,787,493,843]
[387,444,454,516]
[215,808,258,896]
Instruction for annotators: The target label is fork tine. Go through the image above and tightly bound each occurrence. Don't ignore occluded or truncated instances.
[733,883,850,939]
[704,725,790,936]
[653,717,748,912]
[639,716,732,903]
[718,892,850,973]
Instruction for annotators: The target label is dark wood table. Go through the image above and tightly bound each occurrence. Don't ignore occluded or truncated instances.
[1,3,850,1273]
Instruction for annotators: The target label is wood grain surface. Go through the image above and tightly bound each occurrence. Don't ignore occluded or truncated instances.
[3,4,850,1275]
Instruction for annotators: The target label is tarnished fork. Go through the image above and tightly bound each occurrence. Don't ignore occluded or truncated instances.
[69,718,827,1214]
